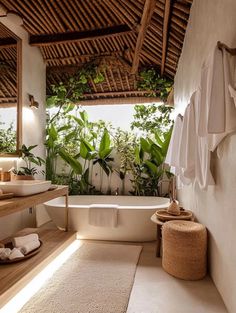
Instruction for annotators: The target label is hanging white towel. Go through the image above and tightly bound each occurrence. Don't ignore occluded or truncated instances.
[198,45,225,136]
[165,114,183,168]
[89,204,118,227]
[194,89,215,189]
[197,45,236,151]
[178,92,198,181]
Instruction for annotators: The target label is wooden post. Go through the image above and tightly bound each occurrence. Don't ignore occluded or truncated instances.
[131,0,157,74]
[161,0,171,76]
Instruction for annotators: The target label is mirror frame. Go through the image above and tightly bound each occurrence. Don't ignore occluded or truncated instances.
[0,22,22,157]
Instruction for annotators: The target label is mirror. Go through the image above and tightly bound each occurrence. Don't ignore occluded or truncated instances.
[0,22,22,156]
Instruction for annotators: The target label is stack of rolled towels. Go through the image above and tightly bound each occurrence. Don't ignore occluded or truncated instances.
[0,233,40,261]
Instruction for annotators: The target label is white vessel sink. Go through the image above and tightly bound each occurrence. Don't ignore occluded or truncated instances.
[0,180,51,196]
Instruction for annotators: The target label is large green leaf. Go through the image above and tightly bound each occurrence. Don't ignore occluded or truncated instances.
[145,160,158,175]
[48,124,58,141]
[59,148,82,174]
[64,130,77,142]
[98,159,110,176]
[162,126,173,156]
[70,116,84,127]
[151,144,163,165]
[57,125,72,132]
[80,111,88,123]
[154,131,164,147]
[99,147,112,159]
[81,139,95,152]
[140,137,151,153]
[99,129,111,155]
[63,103,75,114]
[80,141,89,159]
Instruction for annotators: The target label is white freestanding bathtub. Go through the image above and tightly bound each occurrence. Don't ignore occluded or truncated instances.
[44,195,170,241]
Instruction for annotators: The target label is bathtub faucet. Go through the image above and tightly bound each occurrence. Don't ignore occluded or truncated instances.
[115,187,119,196]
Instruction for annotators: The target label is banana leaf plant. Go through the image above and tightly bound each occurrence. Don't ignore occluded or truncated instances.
[93,129,114,193]
[130,126,173,196]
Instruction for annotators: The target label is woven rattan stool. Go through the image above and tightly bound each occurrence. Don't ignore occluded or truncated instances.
[162,220,207,280]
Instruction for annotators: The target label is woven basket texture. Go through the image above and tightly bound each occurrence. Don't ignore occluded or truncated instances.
[162,221,207,280]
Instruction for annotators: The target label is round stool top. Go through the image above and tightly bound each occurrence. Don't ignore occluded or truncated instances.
[163,220,206,233]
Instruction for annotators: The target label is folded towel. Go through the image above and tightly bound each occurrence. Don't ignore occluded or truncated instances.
[20,240,41,255]
[89,204,118,227]
[9,248,24,260]
[0,248,12,260]
[12,233,39,248]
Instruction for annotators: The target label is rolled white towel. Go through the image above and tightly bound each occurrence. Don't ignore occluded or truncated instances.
[9,248,24,260]
[0,248,12,260]
[12,233,39,248]
[20,240,40,255]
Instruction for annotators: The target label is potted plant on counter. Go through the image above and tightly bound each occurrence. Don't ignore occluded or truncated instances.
[12,144,45,180]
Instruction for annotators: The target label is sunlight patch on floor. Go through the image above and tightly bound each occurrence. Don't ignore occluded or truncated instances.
[0,239,82,313]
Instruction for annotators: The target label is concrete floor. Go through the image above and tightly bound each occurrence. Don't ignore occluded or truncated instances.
[127,243,227,313]
[40,223,227,313]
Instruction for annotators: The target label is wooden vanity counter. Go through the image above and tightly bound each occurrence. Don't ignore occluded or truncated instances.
[0,185,69,230]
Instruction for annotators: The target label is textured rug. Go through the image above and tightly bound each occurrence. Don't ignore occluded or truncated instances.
[20,242,142,313]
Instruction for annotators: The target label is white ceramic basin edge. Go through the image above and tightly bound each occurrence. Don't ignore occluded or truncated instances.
[0,180,51,196]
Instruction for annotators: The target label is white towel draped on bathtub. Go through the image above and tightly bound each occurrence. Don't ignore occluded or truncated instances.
[89,204,118,227]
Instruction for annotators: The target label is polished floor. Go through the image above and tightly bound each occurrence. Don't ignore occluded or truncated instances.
[127,242,227,313]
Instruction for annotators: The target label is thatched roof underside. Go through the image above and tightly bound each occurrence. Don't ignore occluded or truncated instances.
[0,22,17,108]
[0,0,193,104]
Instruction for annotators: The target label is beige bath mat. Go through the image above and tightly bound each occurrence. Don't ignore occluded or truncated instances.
[20,242,142,313]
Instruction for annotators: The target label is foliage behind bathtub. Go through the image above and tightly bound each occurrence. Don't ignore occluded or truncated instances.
[45,68,174,196]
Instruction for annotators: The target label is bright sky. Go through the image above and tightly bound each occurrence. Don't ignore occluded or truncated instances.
[84,104,136,131]
[0,108,17,130]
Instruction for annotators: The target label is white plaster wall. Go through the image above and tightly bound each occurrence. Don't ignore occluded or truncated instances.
[0,15,46,239]
[174,1,236,312]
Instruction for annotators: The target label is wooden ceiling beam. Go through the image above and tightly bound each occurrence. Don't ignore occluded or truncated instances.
[131,0,157,74]
[83,90,156,97]
[161,0,172,76]
[45,49,131,64]
[79,96,160,106]
[0,37,17,48]
[29,25,132,46]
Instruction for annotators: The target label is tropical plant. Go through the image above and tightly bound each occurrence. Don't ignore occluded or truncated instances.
[129,126,173,196]
[131,103,173,136]
[12,144,45,176]
[93,128,114,193]
[0,121,17,153]
[137,68,173,101]
[113,129,136,194]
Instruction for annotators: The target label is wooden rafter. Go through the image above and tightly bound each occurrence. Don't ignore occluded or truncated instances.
[29,25,132,46]
[0,37,17,48]
[44,49,131,64]
[161,0,172,76]
[131,0,157,74]
[80,96,160,106]
[83,90,156,98]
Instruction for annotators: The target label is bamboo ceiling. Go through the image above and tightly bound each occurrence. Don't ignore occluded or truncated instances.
[0,0,193,104]
[0,22,17,108]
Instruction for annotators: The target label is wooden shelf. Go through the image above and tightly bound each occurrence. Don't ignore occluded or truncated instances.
[0,185,68,218]
[0,227,77,308]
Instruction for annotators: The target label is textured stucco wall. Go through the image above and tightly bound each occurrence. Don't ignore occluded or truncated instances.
[0,14,46,239]
[174,0,236,312]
